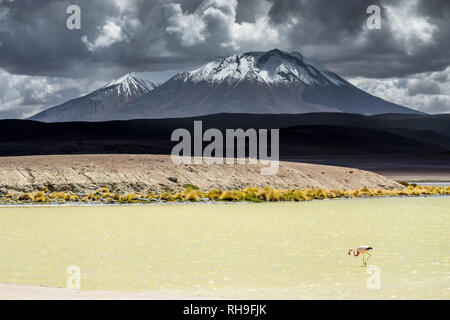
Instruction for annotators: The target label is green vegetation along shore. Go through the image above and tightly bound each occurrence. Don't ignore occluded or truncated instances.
[1,183,449,205]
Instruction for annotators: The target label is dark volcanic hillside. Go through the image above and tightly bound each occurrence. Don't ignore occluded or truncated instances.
[2,113,449,157]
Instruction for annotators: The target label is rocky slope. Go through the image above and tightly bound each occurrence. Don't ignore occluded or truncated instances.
[0,154,402,194]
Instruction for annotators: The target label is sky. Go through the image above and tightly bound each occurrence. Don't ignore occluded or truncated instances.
[0,0,449,118]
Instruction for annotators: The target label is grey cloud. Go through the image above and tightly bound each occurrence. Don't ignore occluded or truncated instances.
[264,0,450,78]
[349,66,450,114]
[395,79,408,89]
[407,81,442,96]
[0,0,117,77]
[423,96,450,114]
[268,0,377,36]
[0,0,449,117]
[235,0,272,23]
[20,86,84,107]
[417,0,450,19]
[0,106,41,119]
[0,69,102,118]
[0,0,449,79]
[432,70,449,83]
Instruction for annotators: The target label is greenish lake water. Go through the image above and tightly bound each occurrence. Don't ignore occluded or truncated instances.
[0,197,449,299]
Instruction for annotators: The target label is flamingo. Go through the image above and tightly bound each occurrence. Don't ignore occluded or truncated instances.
[348,246,373,266]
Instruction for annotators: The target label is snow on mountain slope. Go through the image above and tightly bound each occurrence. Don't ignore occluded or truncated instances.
[183,49,346,86]
[29,49,423,122]
[103,73,156,98]
[29,73,157,122]
[114,49,421,119]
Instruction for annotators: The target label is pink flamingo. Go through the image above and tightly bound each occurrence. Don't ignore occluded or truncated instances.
[348,246,373,266]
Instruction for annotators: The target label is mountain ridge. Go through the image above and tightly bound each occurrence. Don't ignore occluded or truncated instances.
[177,49,347,86]
[29,73,157,122]
[3,112,449,157]
[29,49,424,122]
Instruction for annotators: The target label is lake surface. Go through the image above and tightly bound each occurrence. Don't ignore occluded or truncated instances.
[412,182,450,187]
[0,198,449,299]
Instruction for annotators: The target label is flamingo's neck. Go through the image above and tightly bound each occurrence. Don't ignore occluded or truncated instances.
[349,248,360,256]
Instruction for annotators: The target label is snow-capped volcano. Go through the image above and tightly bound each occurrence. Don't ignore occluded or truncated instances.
[30,73,157,122]
[30,49,422,122]
[182,49,345,86]
[103,73,156,99]
[115,49,420,119]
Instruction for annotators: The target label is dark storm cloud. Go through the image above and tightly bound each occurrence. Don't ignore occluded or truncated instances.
[0,0,118,77]
[268,0,378,35]
[417,0,450,18]
[0,0,449,117]
[0,0,449,79]
[265,0,450,78]
[0,0,196,78]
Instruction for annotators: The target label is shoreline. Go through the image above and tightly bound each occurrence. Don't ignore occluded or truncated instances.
[1,181,448,206]
[1,193,449,208]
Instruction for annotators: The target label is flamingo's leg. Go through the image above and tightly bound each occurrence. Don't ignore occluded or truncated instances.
[363,254,366,266]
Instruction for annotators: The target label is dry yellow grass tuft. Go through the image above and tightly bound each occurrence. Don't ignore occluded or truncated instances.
[1,184,448,205]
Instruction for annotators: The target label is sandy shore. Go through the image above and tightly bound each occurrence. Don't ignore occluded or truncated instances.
[0,154,401,194]
[0,284,220,300]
